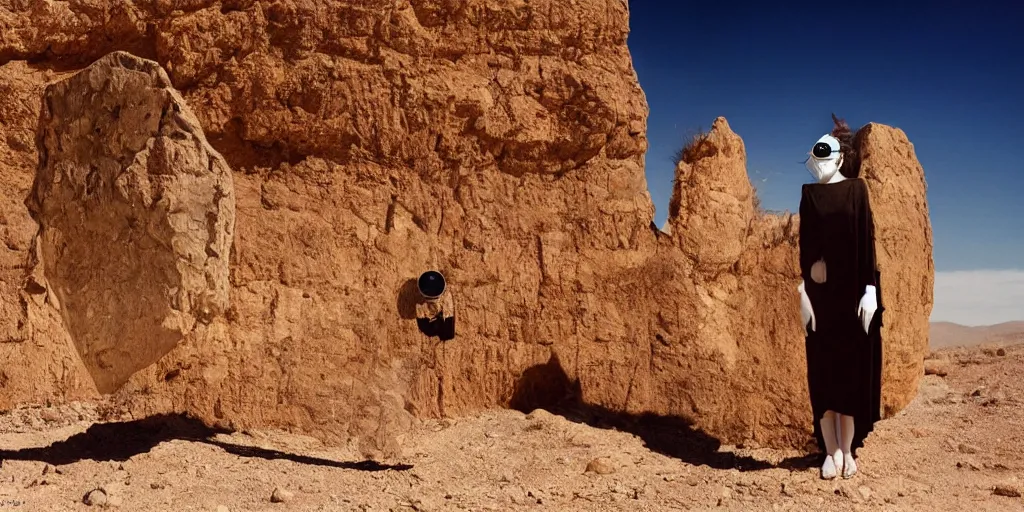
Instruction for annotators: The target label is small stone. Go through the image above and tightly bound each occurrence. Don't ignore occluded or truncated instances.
[525,409,552,421]
[39,409,61,423]
[923,359,949,376]
[83,489,107,506]
[858,486,872,501]
[150,482,165,490]
[780,482,794,497]
[584,457,615,475]
[271,487,294,503]
[993,484,1022,498]
[719,486,733,500]
[996,348,1007,356]
[958,443,980,454]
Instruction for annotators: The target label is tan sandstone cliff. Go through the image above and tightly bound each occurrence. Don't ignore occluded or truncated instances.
[0,0,933,457]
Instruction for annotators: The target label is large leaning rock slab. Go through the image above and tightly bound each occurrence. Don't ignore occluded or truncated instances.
[856,123,935,416]
[25,51,235,394]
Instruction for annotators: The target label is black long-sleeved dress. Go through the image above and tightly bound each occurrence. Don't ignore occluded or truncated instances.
[799,178,884,454]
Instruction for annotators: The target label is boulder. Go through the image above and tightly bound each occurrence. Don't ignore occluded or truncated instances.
[25,51,235,394]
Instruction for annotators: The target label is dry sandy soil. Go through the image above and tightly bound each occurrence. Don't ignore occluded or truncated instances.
[1,341,1022,512]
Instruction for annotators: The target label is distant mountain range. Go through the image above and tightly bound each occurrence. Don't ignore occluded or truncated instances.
[929,321,1024,349]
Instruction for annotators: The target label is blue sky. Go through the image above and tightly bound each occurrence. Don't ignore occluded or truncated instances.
[626,3,1023,325]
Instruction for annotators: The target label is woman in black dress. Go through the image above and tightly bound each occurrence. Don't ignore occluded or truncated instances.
[798,115,883,479]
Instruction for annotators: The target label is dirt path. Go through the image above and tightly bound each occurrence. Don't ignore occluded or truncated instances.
[1,342,1022,511]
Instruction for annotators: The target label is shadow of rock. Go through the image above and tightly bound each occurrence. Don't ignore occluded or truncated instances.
[509,353,581,413]
[0,414,412,471]
[397,278,421,320]
[511,356,819,472]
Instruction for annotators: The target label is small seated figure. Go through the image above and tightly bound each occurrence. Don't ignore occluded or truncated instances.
[415,270,455,341]
[798,115,885,480]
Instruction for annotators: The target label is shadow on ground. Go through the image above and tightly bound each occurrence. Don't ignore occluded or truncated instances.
[510,354,819,472]
[0,413,412,471]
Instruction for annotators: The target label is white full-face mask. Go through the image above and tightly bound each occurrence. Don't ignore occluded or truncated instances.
[805,134,846,184]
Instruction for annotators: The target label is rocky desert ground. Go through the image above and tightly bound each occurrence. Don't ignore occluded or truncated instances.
[0,336,1021,512]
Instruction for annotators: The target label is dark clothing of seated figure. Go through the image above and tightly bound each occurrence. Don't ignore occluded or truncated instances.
[415,289,455,341]
[417,314,455,341]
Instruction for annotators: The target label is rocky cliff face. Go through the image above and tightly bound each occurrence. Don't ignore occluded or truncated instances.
[0,0,933,457]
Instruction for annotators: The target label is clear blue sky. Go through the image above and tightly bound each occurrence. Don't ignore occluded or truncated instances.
[627,3,1023,273]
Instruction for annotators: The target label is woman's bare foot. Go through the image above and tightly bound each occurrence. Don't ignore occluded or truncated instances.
[842,452,858,478]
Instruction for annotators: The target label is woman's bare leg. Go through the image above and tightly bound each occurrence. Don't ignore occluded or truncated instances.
[838,413,857,478]
[819,410,841,479]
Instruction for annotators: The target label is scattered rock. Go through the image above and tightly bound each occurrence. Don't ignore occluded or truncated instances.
[993,484,1022,498]
[858,486,873,501]
[923,359,949,376]
[780,482,794,497]
[271,487,295,503]
[525,409,553,421]
[216,506,230,512]
[584,457,615,475]
[719,485,733,500]
[958,443,980,454]
[83,489,107,506]
[996,348,1007,356]
[39,409,61,423]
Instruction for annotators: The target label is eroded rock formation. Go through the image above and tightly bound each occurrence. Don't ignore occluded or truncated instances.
[0,0,933,457]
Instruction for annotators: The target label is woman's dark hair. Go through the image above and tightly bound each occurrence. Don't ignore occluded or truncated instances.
[830,113,861,178]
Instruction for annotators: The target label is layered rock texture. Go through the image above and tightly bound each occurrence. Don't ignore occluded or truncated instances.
[0,0,933,456]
